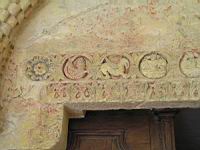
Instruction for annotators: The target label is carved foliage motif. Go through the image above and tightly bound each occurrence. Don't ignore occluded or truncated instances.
[139,52,168,79]
[63,55,91,80]
[25,56,53,81]
[180,51,200,78]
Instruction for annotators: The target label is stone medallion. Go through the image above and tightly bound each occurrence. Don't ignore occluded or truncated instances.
[63,55,91,80]
[139,52,168,79]
[100,55,130,79]
[180,51,200,78]
[25,56,53,81]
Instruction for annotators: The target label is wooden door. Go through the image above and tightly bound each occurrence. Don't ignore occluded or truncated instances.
[67,110,176,150]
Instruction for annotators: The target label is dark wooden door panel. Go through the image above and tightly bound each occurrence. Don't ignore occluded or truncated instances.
[69,130,127,150]
[67,110,176,150]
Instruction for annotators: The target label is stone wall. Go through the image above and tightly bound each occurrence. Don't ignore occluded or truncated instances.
[1,0,200,149]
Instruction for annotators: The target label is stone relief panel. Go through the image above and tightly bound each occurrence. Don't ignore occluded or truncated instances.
[139,52,168,79]
[63,55,92,80]
[25,50,200,102]
[25,56,54,81]
[17,0,200,107]
[24,50,200,82]
[180,51,200,78]
[100,54,130,79]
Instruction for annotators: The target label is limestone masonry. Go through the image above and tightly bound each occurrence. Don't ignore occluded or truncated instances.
[1,0,200,149]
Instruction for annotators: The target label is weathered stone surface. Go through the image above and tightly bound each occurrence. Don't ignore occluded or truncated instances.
[1,0,200,150]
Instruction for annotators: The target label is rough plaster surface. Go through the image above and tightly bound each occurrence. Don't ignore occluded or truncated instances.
[1,0,200,149]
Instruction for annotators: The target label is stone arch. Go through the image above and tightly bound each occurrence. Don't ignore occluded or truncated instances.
[0,0,41,77]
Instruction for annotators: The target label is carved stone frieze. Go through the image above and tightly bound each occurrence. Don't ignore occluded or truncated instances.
[24,50,200,81]
[43,79,200,102]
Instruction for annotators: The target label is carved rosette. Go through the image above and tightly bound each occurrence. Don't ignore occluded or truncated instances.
[139,52,168,79]
[63,55,92,80]
[180,51,200,78]
[100,54,130,79]
[25,56,53,81]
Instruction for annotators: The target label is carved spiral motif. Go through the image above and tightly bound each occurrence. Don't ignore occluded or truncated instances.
[25,56,53,81]
[180,51,200,78]
[63,55,91,80]
[139,52,168,79]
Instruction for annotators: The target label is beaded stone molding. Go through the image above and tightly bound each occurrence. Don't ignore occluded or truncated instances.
[0,0,40,77]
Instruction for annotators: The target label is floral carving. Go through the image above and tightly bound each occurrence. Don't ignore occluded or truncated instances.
[100,55,130,79]
[63,55,91,80]
[139,52,168,79]
[180,51,200,78]
[25,56,53,81]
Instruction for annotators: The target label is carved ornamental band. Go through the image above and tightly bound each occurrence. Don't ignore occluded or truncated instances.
[25,51,200,81]
[44,80,200,102]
